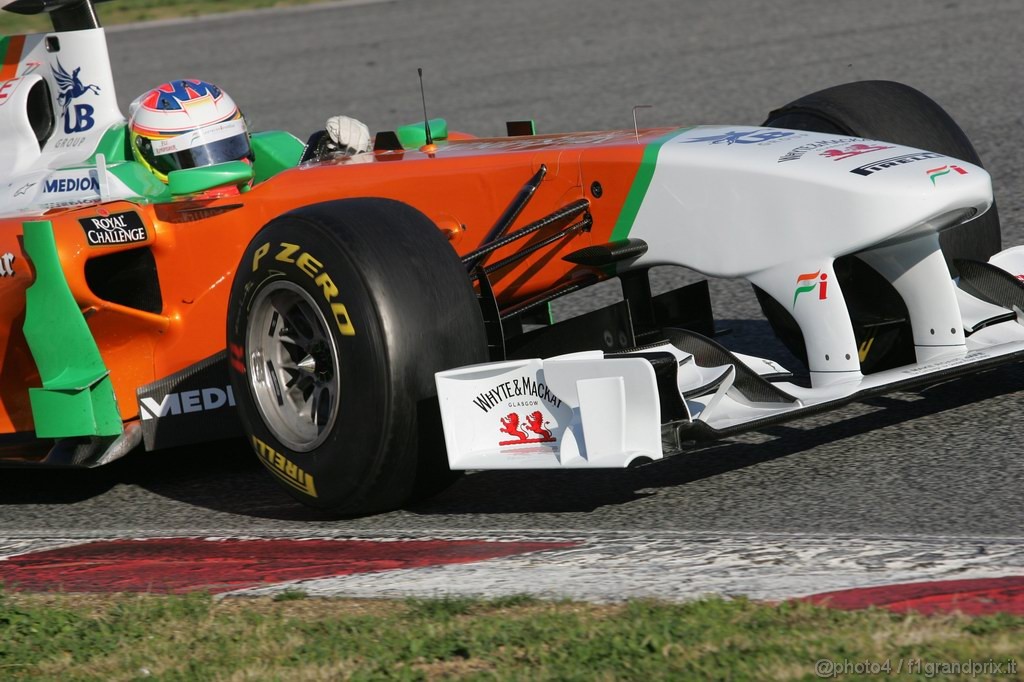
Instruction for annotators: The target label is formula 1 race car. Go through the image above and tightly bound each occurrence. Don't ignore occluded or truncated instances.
[1,0,1019,515]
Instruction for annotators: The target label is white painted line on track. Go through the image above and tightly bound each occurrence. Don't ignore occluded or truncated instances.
[0,538,99,558]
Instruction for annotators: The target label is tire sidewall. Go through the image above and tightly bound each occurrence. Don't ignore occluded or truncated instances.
[227,216,391,511]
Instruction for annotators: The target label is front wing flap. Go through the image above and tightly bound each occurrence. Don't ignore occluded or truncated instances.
[436,355,664,469]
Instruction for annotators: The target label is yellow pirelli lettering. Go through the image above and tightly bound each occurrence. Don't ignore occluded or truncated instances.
[314,272,338,300]
[296,252,322,278]
[275,242,301,264]
[251,436,318,498]
[331,303,356,336]
[253,436,271,458]
[253,242,356,338]
[252,243,270,271]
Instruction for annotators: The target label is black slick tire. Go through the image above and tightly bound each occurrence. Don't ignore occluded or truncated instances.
[227,198,487,515]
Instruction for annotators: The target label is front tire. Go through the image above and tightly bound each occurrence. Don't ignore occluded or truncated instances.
[227,199,487,515]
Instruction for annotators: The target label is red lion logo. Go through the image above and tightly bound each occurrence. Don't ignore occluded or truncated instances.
[498,411,556,446]
[498,413,528,444]
[524,411,553,440]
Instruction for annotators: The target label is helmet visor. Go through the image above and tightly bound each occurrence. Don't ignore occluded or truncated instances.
[142,117,252,176]
[150,133,253,175]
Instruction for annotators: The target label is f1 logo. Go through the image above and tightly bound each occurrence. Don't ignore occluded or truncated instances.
[63,103,96,134]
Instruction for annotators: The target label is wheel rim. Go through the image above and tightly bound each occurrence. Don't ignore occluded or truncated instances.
[246,281,341,452]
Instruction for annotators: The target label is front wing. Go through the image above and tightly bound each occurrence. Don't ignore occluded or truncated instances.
[436,248,1024,470]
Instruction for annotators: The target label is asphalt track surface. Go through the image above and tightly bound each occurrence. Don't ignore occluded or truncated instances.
[1,0,1023,544]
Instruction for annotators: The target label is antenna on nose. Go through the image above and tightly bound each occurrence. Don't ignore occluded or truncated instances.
[632,105,652,144]
[418,68,436,151]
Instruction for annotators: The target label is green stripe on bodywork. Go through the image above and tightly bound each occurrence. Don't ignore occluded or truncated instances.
[106,161,172,200]
[61,160,173,201]
[609,128,693,242]
[396,118,448,149]
[83,126,173,201]
[22,220,122,438]
[86,124,132,164]
[250,130,304,184]
[0,36,10,64]
[167,160,253,196]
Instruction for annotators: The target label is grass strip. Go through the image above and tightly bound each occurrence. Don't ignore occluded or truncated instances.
[0,590,1021,680]
[0,0,334,35]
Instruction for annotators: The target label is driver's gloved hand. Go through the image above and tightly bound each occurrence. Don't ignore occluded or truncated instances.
[325,115,371,155]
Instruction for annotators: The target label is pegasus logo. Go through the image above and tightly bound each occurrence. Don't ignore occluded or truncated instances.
[54,59,100,113]
[681,130,795,145]
[53,59,100,134]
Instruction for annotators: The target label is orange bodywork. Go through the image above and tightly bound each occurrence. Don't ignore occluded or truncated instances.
[0,128,665,439]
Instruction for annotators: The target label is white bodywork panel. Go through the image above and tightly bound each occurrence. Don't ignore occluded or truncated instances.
[628,127,992,278]
[620,127,995,388]
[0,28,124,173]
[0,27,136,216]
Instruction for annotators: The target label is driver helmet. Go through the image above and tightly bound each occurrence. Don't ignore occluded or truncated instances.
[128,79,252,183]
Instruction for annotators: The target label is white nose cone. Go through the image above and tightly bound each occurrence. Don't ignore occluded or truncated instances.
[626,127,993,278]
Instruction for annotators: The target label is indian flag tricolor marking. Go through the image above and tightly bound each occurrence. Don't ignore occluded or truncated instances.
[793,270,827,308]
[926,164,968,185]
[0,35,25,82]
